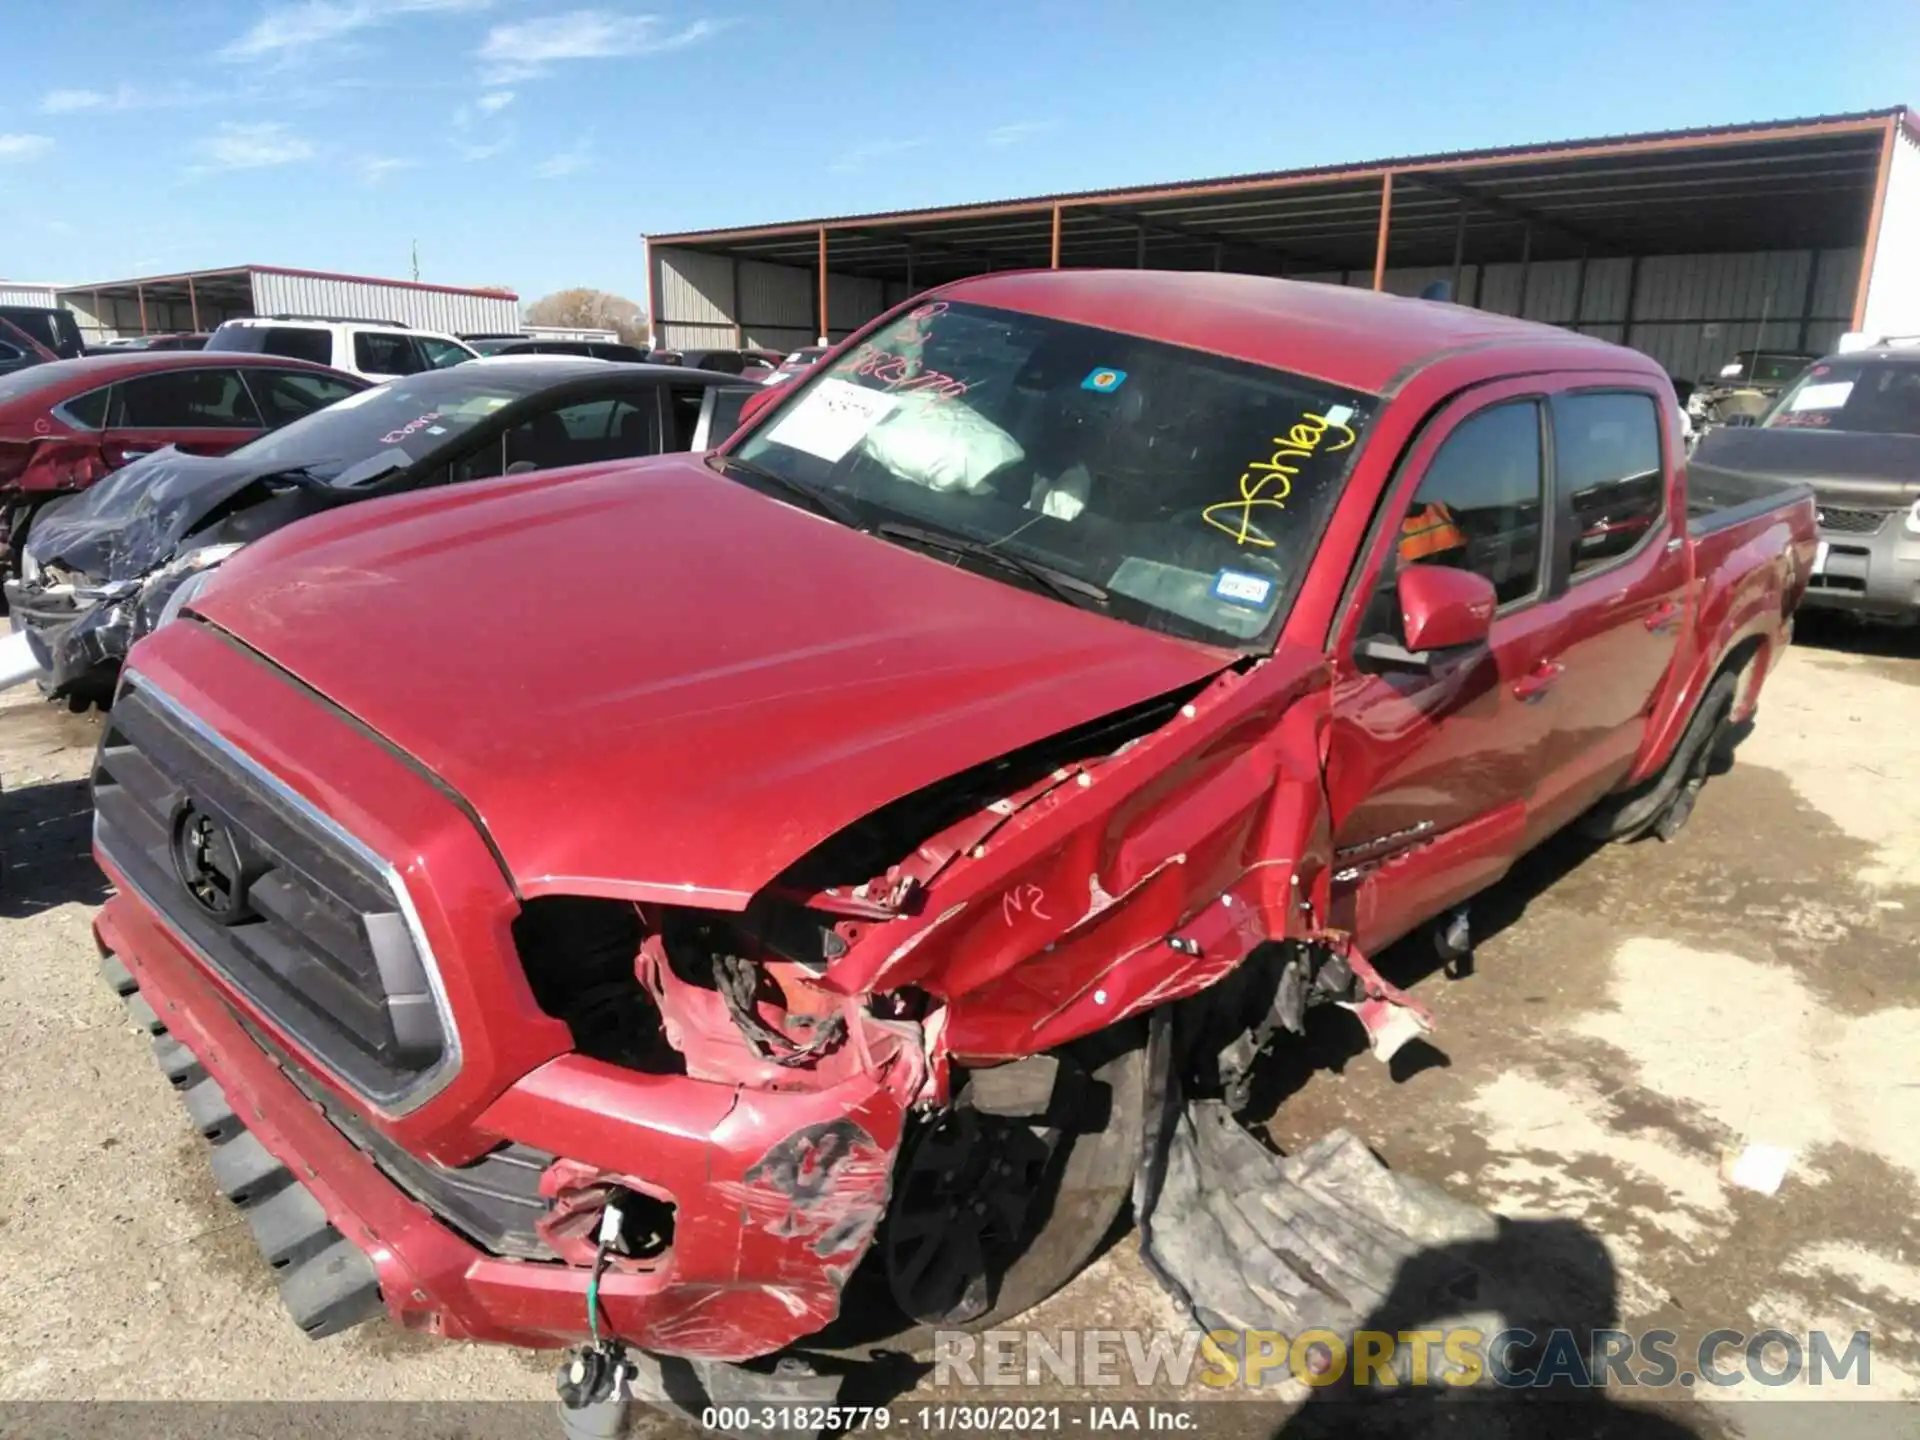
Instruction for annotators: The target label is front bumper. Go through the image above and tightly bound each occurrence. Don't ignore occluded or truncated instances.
[99,886,911,1359]
[3,578,121,696]
[1802,513,1920,618]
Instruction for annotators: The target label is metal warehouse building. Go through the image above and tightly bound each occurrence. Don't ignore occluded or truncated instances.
[49,266,520,343]
[647,107,1920,382]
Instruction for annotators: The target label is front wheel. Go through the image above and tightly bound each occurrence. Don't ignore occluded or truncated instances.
[807,1025,1149,1359]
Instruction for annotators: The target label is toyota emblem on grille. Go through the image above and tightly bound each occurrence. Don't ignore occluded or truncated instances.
[170,802,254,923]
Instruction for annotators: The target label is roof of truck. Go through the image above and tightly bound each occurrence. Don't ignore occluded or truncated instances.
[936,269,1648,397]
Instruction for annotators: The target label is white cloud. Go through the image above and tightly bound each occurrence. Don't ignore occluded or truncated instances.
[357,155,420,183]
[0,134,54,162]
[41,82,219,114]
[195,121,316,170]
[477,10,727,83]
[829,137,925,174]
[458,136,512,161]
[476,89,515,113]
[535,133,593,179]
[985,120,1055,149]
[221,0,490,62]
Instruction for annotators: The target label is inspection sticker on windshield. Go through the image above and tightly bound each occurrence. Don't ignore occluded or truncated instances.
[1790,381,1853,411]
[1082,367,1128,393]
[765,378,898,461]
[1211,569,1274,608]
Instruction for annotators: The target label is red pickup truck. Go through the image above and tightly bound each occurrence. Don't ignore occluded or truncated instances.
[92,272,1812,1389]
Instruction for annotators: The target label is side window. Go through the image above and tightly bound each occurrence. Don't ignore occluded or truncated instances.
[705,387,754,447]
[258,327,334,366]
[557,398,619,439]
[608,395,660,455]
[354,332,422,375]
[1395,401,1545,606]
[1554,392,1665,578]
[0,341,22,363]
[107,368,263,428]
[55,384,112,430]
[418,337,471,370]
[246,370,363,427]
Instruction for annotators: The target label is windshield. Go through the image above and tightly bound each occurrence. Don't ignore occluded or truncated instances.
[731,300,1378,647]
[229,372,521,482]
[1763,359,1920,436]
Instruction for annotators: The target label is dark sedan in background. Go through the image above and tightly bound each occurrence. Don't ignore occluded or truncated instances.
[0,351,368,577]
[9,358,760,700]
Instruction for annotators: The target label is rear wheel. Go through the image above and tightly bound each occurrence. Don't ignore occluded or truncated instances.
[807,1025,1149,1359]
[1584,672,1737,843]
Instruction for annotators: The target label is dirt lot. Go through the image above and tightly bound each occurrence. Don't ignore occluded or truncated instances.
[1,622,1916,1436]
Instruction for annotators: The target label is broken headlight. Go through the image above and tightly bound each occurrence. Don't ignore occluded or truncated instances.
[147,543,245,631]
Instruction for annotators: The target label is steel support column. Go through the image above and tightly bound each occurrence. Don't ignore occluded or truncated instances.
[1050,204,1062,269]
[816,226,829,346]
[1853,116,1899,334]
[1373,171,1394,291]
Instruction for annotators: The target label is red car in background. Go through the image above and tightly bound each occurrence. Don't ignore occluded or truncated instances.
[0,351,367,574]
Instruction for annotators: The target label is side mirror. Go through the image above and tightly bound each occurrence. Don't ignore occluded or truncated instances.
[735,385,782,432]
[1398,564,1495,650]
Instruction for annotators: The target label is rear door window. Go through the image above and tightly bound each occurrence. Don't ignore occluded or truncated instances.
[1552,391,1665,578]
[107,368,264,429]
[245,369,364,427]
[354,332,423,375]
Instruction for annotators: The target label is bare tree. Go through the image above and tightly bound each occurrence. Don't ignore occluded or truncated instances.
[524,288,648,344]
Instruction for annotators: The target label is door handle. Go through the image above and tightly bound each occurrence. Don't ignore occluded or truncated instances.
[1644,600,1682,635]
[1511,659,1564,704]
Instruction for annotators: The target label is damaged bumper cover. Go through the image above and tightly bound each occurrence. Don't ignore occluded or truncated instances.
[97,886,919,1360]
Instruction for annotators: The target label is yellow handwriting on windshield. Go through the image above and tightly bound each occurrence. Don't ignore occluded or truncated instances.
[1202,412,1357,548]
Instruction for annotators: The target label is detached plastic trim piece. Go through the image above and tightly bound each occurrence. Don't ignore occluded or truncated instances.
[108,950,386,1342]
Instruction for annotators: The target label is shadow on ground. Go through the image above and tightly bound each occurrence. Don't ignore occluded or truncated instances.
[1,775,108,917]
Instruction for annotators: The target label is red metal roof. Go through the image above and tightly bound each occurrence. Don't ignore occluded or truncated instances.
[652,108,1912,247]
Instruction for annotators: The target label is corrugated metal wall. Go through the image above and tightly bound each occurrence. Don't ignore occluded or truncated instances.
[0,283,59,308]
[249,270,519,334]
[1302,248,1859,381]
[657,244,1864,382]
[1861,127,1920,340]
[656,246,910,352]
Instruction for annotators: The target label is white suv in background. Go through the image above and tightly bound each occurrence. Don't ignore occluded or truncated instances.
[205,317,477,380]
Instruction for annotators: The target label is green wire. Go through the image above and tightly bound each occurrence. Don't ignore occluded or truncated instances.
[587,1258,603,1343]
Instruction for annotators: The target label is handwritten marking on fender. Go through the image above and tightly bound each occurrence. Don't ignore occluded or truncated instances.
[1202,410,1356,548]
[1002,883,1050,926]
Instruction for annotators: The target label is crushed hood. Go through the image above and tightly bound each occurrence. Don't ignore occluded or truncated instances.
[1690,426,1920,509]
[190,455,1233,906]
[26,448,294,583]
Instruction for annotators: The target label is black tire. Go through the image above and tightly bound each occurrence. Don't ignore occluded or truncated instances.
[804,1025,1150,1360]
[1583,672,1737,843]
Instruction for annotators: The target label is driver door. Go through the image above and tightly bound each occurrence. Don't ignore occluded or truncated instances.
[1325,382,1561,952]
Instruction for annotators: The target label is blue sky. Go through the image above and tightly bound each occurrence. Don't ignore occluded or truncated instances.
[1,0,1914,310]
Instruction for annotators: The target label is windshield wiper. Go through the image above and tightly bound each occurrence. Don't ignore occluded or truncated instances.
[874,521,1109,611]
[708,453,865,530]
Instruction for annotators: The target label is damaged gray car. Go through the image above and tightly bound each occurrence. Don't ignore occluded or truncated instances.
[5,358,760,701]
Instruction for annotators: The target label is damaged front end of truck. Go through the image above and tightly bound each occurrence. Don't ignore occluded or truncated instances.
[499,645,1434,1366]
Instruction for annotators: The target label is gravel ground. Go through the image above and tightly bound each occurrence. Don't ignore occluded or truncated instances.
[1,621,1915,1438]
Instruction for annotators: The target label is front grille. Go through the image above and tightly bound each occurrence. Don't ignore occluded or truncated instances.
[243,1014,556,1261]
[1816,506,1887,535]
[92,679,450,1107]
